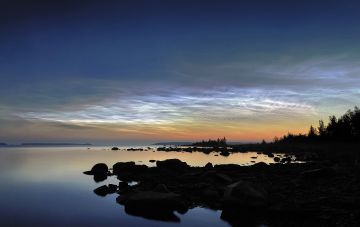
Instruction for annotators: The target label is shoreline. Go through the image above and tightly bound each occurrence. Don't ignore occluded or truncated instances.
[84,150,360,226]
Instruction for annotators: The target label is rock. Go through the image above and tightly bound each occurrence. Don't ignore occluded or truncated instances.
[113,162,148,174]
[220,150,230,156]
[117,191,185,222]
[301,167,335,178]
[93,174,107,182]
[154,184,170,193]
[267,153,274,158]
[108,184,118,193]
[94,184,118,196]
[215,173,232,184]
[118,181,131,193]
[253,162,267,168]
[281,157,292,163]
[93,185,110,197]
[274,157,281,162]
[84,163,108,175]
[205,162,213,168]
[149,160,156,163]
[203,187,219,198]
[156,159,189,171]
[113,161,135,172]
[111,147,119,150]
[302,152,319,161]
[251,156,257,159]
[118,191,181,208]
[223,180,267,210]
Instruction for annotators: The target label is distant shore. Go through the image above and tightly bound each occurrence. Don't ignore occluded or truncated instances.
[0,142,92,147]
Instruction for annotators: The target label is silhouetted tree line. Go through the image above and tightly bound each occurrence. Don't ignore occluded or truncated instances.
[276,107,360,143]
[192,137,227,147]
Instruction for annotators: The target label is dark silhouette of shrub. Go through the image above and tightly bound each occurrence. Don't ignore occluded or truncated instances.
[275,107,360,143]
[192,137,227,147]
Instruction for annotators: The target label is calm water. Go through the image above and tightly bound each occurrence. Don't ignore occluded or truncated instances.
[0,146,279,227]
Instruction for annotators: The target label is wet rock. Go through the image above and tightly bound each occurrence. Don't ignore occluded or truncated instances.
[251,156,257,159]
[111,147,119,150]
[223,180,267,210]
[156,159,189,171]
[149,160,156,163]
[274,157,281,162]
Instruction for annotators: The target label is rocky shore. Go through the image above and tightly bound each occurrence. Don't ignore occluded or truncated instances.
[84,156,360,226]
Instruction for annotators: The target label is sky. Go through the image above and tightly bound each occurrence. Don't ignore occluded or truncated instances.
[1,0,360,145]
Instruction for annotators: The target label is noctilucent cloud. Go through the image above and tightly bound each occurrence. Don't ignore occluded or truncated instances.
[1,0,360,144]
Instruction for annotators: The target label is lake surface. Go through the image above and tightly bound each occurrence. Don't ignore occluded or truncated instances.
[0,146,280,226]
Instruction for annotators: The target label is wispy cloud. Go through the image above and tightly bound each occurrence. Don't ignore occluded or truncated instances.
[19,87,317,127]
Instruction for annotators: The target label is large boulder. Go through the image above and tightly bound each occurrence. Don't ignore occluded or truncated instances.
[223,180,268,210]
[156,159,189,171]
[84,163,108,175]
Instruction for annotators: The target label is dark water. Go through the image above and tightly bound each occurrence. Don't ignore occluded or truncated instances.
[0,146,278,226]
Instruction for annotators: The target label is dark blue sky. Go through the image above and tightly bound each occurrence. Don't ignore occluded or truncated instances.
[1,0,360,144]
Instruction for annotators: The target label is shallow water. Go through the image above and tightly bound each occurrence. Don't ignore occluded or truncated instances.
[0,146,281,226]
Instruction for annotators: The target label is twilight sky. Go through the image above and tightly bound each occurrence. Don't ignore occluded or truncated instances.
[1,0,360,144]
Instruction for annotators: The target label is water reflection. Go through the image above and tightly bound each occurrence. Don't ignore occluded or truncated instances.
[0,146,233,227]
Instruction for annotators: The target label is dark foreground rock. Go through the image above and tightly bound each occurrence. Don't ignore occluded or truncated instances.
[84,163,108,175]
[117,191,186,222]
[85,158,360,226]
